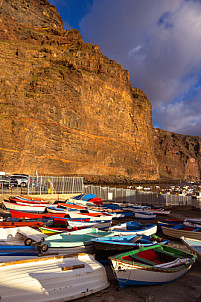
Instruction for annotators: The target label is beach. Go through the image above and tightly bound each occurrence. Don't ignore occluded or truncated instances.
[0,203,200,302]
[75,206,201,302]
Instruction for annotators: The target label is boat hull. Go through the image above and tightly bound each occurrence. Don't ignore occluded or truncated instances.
[161,225,201,240]
[9,209,66,219]
[181,237,201,263]
[110,259,193,287]
[0,253,109,301]
[109,245,196,288]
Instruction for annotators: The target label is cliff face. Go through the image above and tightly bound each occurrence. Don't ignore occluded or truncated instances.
[0,0,63,30]
[153,128,201,181]
[0,0,159,180]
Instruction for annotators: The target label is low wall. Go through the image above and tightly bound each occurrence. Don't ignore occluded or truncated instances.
[0,193,79,203]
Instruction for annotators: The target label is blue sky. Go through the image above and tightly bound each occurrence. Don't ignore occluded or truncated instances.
[49,0,201,137]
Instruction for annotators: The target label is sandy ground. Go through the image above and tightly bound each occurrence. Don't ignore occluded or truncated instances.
[0,205,201,302]
[75,206,201,302]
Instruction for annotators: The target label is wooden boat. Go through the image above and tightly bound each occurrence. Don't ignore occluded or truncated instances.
[9,209,66,219]
[67,193,103,206]
[9,196,46,204]
[0,253,109,301]
[92,234,169,260]
[0,226,47,246]
[46,205,69,214]
[39,225,86,235]
[67,219,111,230]
[0,220,44,228]
[149,208,170,215]
[109,244,197,288]
[3,200,46,213]
[110,221,157,236]
[157,220,177,233]
[181,237,201,263]
[40,227,115,253]
[135,212,156,220]
[101,203,133,217]
[161,224,201,240]
[183,218,201,228]
[68,211,114,221]
[0,245,39,256]
[60,202,120,218]
[17,195,45,202]
[53,217,90,226]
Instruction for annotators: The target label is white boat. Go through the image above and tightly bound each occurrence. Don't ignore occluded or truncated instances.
[67,219,111,230]
[68,211,114,221]
[110,221,157,236]
[183,218,201,228]
[181,237,201,263]
[134,212,156,220]
[161,224,201,240]
[0,227,47,246]
[109,244,196,288]
[2,200,46,213]
[0,253,109,301]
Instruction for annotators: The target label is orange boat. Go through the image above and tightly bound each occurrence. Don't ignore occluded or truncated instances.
[0,221,44,228]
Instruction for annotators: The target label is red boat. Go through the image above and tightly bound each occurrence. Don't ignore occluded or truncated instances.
[9,209,66,219]
[9,197,47,205]
[0,221,44,228]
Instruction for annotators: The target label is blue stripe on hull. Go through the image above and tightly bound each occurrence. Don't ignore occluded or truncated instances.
[117,273,186,288]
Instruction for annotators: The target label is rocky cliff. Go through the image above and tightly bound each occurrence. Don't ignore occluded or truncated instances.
[153,128,201,182]
[0,0,159,181]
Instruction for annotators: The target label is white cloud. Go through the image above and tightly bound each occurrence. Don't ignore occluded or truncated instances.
[80,0,201,136]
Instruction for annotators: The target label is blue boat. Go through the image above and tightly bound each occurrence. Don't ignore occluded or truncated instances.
[102,204,133,217]
[92,234,169,262]
[0,245,39,256]
[110,221,157,236]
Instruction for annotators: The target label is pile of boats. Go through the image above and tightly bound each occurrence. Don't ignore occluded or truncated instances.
[0,194,200,301]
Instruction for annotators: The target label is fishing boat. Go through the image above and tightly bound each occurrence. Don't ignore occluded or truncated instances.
[40,227,114,253]
[39,225,86,235]
[92,234,169,260]
[3,200,46,213]
[109,244,197,288]
[60,202,121,219]
[110,221,157,236]
[181,237,201,263]
[68,211,114,221]
[0,245,40,256]
[67,219,111,230]
[148,208,170,216]
[67,193,103,206]
[183,218,201,228]
[9,209,66,219]
[101,203,133,217]
[157,220,177,233]
[0,226,47,246]
[52,217,90,227]
[161,224,201,240]
[0,220,44,228]
[134,212,156,220]
[0,253,109,301]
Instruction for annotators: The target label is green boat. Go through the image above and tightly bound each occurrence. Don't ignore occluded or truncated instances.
[109,244,197,288]
[40,227,114,253]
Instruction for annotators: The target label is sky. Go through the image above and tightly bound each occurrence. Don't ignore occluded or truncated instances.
[49,0,201,137]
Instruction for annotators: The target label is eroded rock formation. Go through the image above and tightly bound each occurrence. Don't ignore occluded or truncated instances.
[153,128,201,182]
